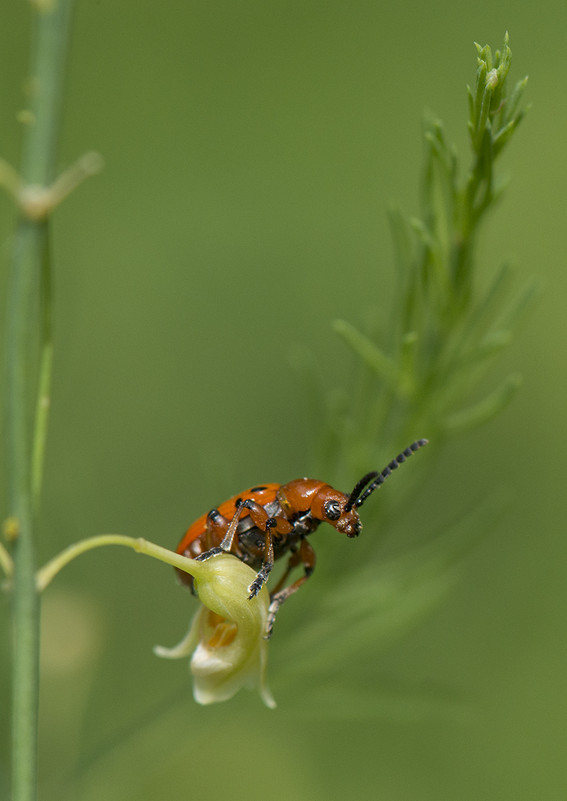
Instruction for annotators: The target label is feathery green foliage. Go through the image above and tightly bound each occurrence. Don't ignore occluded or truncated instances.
[317,34,530,488]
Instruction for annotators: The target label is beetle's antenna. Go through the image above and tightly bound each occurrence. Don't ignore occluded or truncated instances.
[355,439,429,508]
[344,471,379,512]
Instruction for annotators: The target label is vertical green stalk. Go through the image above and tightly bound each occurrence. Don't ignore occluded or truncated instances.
[4,2,74,800]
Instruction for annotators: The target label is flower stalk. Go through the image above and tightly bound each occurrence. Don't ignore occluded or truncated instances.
[36,534,219,592]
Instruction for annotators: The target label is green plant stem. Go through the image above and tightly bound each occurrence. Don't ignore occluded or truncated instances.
[4,3,74,801]
[36,535,212,593]
[31,233,53,510]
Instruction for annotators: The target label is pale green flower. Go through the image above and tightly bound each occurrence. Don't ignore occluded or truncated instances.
[154,553,276,708]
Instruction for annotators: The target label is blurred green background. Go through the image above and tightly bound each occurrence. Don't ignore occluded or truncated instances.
[1,1,566,799]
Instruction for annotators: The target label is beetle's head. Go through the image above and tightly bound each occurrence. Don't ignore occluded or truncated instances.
[311,439,429,539]
[339,439,430,533]
[311,487,362,538]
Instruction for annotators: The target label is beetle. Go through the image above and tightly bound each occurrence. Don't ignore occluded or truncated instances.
[176,438,427,636]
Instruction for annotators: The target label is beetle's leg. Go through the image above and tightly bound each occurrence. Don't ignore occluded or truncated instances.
[195,505,246,562]
[178,509,233,592]
[204,509,230,549]
[196,497,291,564]
[269,546,302,595]
[247,522,275,599]
[240,499,292,536]
[265,539,316,638]
[239,499,293,599]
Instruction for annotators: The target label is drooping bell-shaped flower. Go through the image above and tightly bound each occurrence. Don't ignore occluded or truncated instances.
[155,552,275,708]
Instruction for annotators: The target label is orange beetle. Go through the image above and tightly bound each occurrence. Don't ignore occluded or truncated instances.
[177,439,427,635]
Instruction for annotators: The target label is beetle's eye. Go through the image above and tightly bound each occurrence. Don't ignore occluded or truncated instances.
[324,500,341,521]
